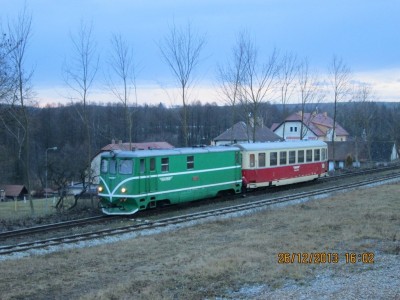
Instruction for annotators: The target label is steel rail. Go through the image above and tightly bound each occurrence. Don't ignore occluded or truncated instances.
[1,172,399,257]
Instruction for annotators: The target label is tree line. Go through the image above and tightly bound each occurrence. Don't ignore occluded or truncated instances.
[1,6,400,213]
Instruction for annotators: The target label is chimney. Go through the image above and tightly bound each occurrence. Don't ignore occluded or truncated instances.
[111,139,115,144]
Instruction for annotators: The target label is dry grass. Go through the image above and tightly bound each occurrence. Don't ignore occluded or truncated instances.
[0,196,94,221]
[0,183,399,299]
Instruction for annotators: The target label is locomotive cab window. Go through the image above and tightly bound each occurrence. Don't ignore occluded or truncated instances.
[119,159,133,175]
[100,159,109,173]
[161,157,169,172]
[109,159,117,175]
[306,149,313,162]
[270,152,277,166]
[258,153,266,167]
[187,156,194,169]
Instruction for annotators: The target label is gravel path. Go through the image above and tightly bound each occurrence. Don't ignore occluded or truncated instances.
[252,254,400,299]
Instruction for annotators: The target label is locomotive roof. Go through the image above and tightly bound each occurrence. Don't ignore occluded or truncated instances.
[101,145,239,158]
[235,140,327,151]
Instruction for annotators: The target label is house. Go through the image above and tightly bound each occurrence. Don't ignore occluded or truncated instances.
[271,111,349,142]
[326,141,399,170]
[212,121,282,145]
[90,141,174,184]
[0,185,29,201]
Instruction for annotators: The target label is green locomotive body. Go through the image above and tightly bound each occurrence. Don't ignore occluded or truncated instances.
[98,146,242,215]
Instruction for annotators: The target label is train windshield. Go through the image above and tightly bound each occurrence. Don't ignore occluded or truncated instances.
[100,158,117,174]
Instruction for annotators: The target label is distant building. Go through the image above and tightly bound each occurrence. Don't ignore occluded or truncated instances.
[212,121,282,145]
[90,141,174,184]
[326,141,399,170]
[271,111,349,142]
[0,185,29,201]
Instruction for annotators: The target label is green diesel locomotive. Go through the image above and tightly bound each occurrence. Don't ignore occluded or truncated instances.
[98,146,242,215]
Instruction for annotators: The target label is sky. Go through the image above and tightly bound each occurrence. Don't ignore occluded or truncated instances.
[2,0,400,106]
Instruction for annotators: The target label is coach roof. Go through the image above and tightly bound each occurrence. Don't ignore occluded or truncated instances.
[236,140,327,151]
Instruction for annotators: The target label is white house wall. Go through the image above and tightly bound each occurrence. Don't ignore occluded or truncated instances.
[274,122,318,141]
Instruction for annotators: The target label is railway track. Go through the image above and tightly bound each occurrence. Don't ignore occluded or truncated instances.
[1,171,399,258]
[0,215,116,240]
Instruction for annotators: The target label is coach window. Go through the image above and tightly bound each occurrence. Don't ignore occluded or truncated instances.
[258,153,266,167]
[161,157,169,172]
[306,149,313,162]
[314,149,320,161]
[298,150,304,163]
[119,159,133,174]
[280,151,287,165]
[187,155,194,169]
[322,148,327,161]
[270,152,277,166]
[289,150,296,164]
[250,154,255,168]
[150,158,156,172]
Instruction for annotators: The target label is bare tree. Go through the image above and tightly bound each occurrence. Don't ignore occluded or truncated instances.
[328,56,352,164]
[240,35,279,142]
[297,58,324,140]
[106,33,138,145]
[351,84,375,161]
[278,52,297,139]
[63,21,99,208]
[2,7,35,212]
[159,22,205,146]
[217,31,247,143]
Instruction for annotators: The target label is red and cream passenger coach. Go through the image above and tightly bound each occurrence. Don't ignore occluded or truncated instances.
[237,141,328,188]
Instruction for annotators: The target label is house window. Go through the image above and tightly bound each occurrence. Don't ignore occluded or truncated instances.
[187,156,194,169]
[270,152,277,166]
[258,153,266,167]
[280,151,287,165]
[289,151,296,164]
[161,157,169,172]
[298,150,304,163]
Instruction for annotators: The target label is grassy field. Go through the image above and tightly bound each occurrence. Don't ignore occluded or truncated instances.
[0,183,399,299]
[0,196,94,221]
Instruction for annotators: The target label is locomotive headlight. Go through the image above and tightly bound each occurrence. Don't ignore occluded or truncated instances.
[98,186,103,193]
[121,187,127,193]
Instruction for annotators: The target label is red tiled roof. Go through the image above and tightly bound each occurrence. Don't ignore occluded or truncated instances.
[284,112,349,137]
[0,185,28,197]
